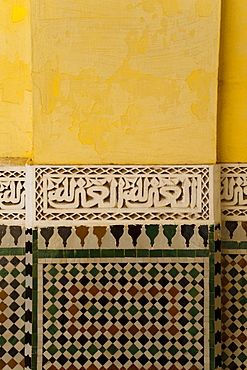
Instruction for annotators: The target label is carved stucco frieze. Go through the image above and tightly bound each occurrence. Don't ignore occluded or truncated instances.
[0,165,219,225]
[34,165,213,225]
[221,165,247,219]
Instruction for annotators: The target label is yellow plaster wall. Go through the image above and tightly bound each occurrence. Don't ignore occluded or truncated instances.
[218,0,247,163]
[0,0,32,159]
[32,0,221,165]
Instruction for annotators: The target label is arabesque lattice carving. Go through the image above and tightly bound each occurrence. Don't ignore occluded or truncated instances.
[0,168,25,221]
[34,166,211,224]
[221,165,247,219]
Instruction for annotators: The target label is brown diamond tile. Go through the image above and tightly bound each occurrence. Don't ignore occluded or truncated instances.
[88,325,98,335]
[68,325,78,336]
[168,325,179,335]
[108,286,118,296]
[68,304,79,315]
[68,286,79,296]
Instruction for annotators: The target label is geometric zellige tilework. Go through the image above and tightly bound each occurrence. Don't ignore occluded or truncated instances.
[0,256,25,370]
[43,262,204,370]
[222,254,247,370]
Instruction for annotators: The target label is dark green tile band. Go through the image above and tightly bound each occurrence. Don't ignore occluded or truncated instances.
[0,247,25,255]
[37,249,209,259]
[222,241,247,249]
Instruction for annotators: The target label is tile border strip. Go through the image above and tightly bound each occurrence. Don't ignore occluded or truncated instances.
[25,228,32,370]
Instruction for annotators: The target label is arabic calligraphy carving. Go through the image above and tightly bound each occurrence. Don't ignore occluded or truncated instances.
[35,166,211,223]
[0,170,25,221]
[44,175,200,211]
[221,165,247,219]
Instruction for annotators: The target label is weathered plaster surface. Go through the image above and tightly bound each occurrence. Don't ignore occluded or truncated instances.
[32,0,221,165]
[0,0,32,158]
[218,0,247,163]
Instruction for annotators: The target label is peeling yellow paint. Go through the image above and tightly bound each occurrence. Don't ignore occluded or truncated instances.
[12,5,26,23]
[186,69,216,120]
[195,0,213,17]
[141,0,180,16]
[161,0,180,17]
[218,0,247,163]
[31,0,220,164]
[0,55,31,105]
[0,0,32,158]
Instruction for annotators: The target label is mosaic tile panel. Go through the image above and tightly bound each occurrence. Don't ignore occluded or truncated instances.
[39,260,208,370]
[0,256,26,370]
[221,254,247,370]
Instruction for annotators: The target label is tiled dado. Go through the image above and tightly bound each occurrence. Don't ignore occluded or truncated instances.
[221,165,247,370]
[32,226,219,370]
[0,165,221,370]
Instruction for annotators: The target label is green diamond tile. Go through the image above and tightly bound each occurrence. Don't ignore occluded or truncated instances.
[109,306,118,316]
[47,344,58,355]
[149,306,159,316]
[49,267,59,277]
[88,344,98,355]
[0,337,6,346]
[168,267,179,277]
[107,344,118,355]
[47,324,59,335]
[129,267,138,277]
[47,304,59,315]
[238,314,247,324]
[10,268,20,277]
[129,344,139,355]
[188,345,199,356]
[109,267,118,276]
[189,268,200,278]
[48,285,59,296]
[0,268,8,278]
[69,267,80,277]
[148,267,159,277]
[189,307,199,317]
[188,326,199,336]
[189,288,199,297]
[9,336,18,346]
[88,305,99,316]
[148,345,159,355]
[128,305,138,316]
[238,353,247,362]
[238,277,247,287]
[89,267,99,277]
[168,345,179,356]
